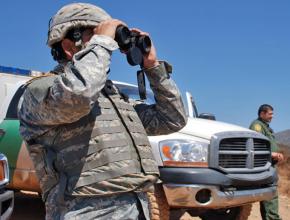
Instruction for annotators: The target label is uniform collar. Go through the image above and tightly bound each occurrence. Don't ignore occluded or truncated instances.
[52,62,66,74]
[258,117,269,126]
[258,118,274,133]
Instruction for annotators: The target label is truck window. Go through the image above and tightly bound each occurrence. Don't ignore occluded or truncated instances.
[116,84,156,105]
[6,85,26,119]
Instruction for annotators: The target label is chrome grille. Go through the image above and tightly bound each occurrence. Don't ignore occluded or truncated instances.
[219,154,247,168]
[219,138,247,151]
[254,155,269,167]
[253,139,271,167]
[218,138,271,171]
[254,138,269,151]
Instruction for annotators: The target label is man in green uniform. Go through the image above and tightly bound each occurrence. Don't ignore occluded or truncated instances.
[249,104,284,220]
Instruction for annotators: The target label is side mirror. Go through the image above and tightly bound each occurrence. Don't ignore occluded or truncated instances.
[198,113,216,121]
[185,92,198,118]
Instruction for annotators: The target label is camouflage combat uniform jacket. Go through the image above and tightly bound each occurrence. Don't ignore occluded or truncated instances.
[19,35,187,200]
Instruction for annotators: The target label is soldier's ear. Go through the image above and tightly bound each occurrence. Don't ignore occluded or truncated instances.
[61,39,77,60]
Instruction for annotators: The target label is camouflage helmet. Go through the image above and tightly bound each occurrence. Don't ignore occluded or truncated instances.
[47,3,111,47]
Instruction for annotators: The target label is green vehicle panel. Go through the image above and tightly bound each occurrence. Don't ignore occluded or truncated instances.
[0,120,23,174]
[0,81,40,192]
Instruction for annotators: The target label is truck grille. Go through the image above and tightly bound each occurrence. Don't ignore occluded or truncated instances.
[218,138,271,170]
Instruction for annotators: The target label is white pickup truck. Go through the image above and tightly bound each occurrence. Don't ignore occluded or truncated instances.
[0,66,277,220]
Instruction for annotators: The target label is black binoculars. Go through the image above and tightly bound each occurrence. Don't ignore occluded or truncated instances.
[115,25,151,66]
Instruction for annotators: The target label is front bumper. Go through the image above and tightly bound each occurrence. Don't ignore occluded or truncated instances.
[159,167,277,187]
[163,184,277,208]
[0,190,14,220]
[160,167,277,208]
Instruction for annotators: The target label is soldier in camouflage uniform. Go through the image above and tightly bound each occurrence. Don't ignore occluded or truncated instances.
[249,104,284,220]
[18,3,187,220]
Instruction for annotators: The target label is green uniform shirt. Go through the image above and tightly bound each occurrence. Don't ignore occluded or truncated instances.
[249,118,279,152]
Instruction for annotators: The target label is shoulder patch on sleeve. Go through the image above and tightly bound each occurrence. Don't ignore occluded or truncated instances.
[26,74,58,103]
[254,124,262,132]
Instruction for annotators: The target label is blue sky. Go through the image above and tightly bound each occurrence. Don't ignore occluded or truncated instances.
[0,1,289,132]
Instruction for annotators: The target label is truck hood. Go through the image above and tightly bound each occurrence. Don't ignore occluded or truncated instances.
[179,117,254,140]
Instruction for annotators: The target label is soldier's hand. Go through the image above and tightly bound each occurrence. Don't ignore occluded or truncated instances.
[94,19,126,39]
[272,152,284,163]
[130,28,159,69]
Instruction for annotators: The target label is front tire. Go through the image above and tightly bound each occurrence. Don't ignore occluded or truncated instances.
[147,184,170,220]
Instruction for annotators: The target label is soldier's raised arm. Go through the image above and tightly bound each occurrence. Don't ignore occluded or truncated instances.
[130,29,187,135]
[134,61,187,136]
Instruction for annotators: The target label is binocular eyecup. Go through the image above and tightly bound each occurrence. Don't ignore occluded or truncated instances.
[115,25,151,66]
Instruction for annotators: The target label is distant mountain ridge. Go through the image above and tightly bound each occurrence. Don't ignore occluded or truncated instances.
[275,129,290,146]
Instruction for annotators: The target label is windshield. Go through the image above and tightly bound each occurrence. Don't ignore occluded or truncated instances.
[115,82,195,118]
[115,83,156,105]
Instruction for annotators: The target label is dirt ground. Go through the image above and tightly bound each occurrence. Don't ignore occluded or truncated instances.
[10,146,290,220]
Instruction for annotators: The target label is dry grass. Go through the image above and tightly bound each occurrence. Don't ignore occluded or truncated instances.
[277,144,290,197]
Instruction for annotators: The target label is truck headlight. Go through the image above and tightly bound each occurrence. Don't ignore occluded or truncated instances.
[0,154,9,185]
[159,140,208,167]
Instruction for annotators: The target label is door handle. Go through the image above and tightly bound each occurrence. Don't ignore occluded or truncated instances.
[0,129,6,137]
